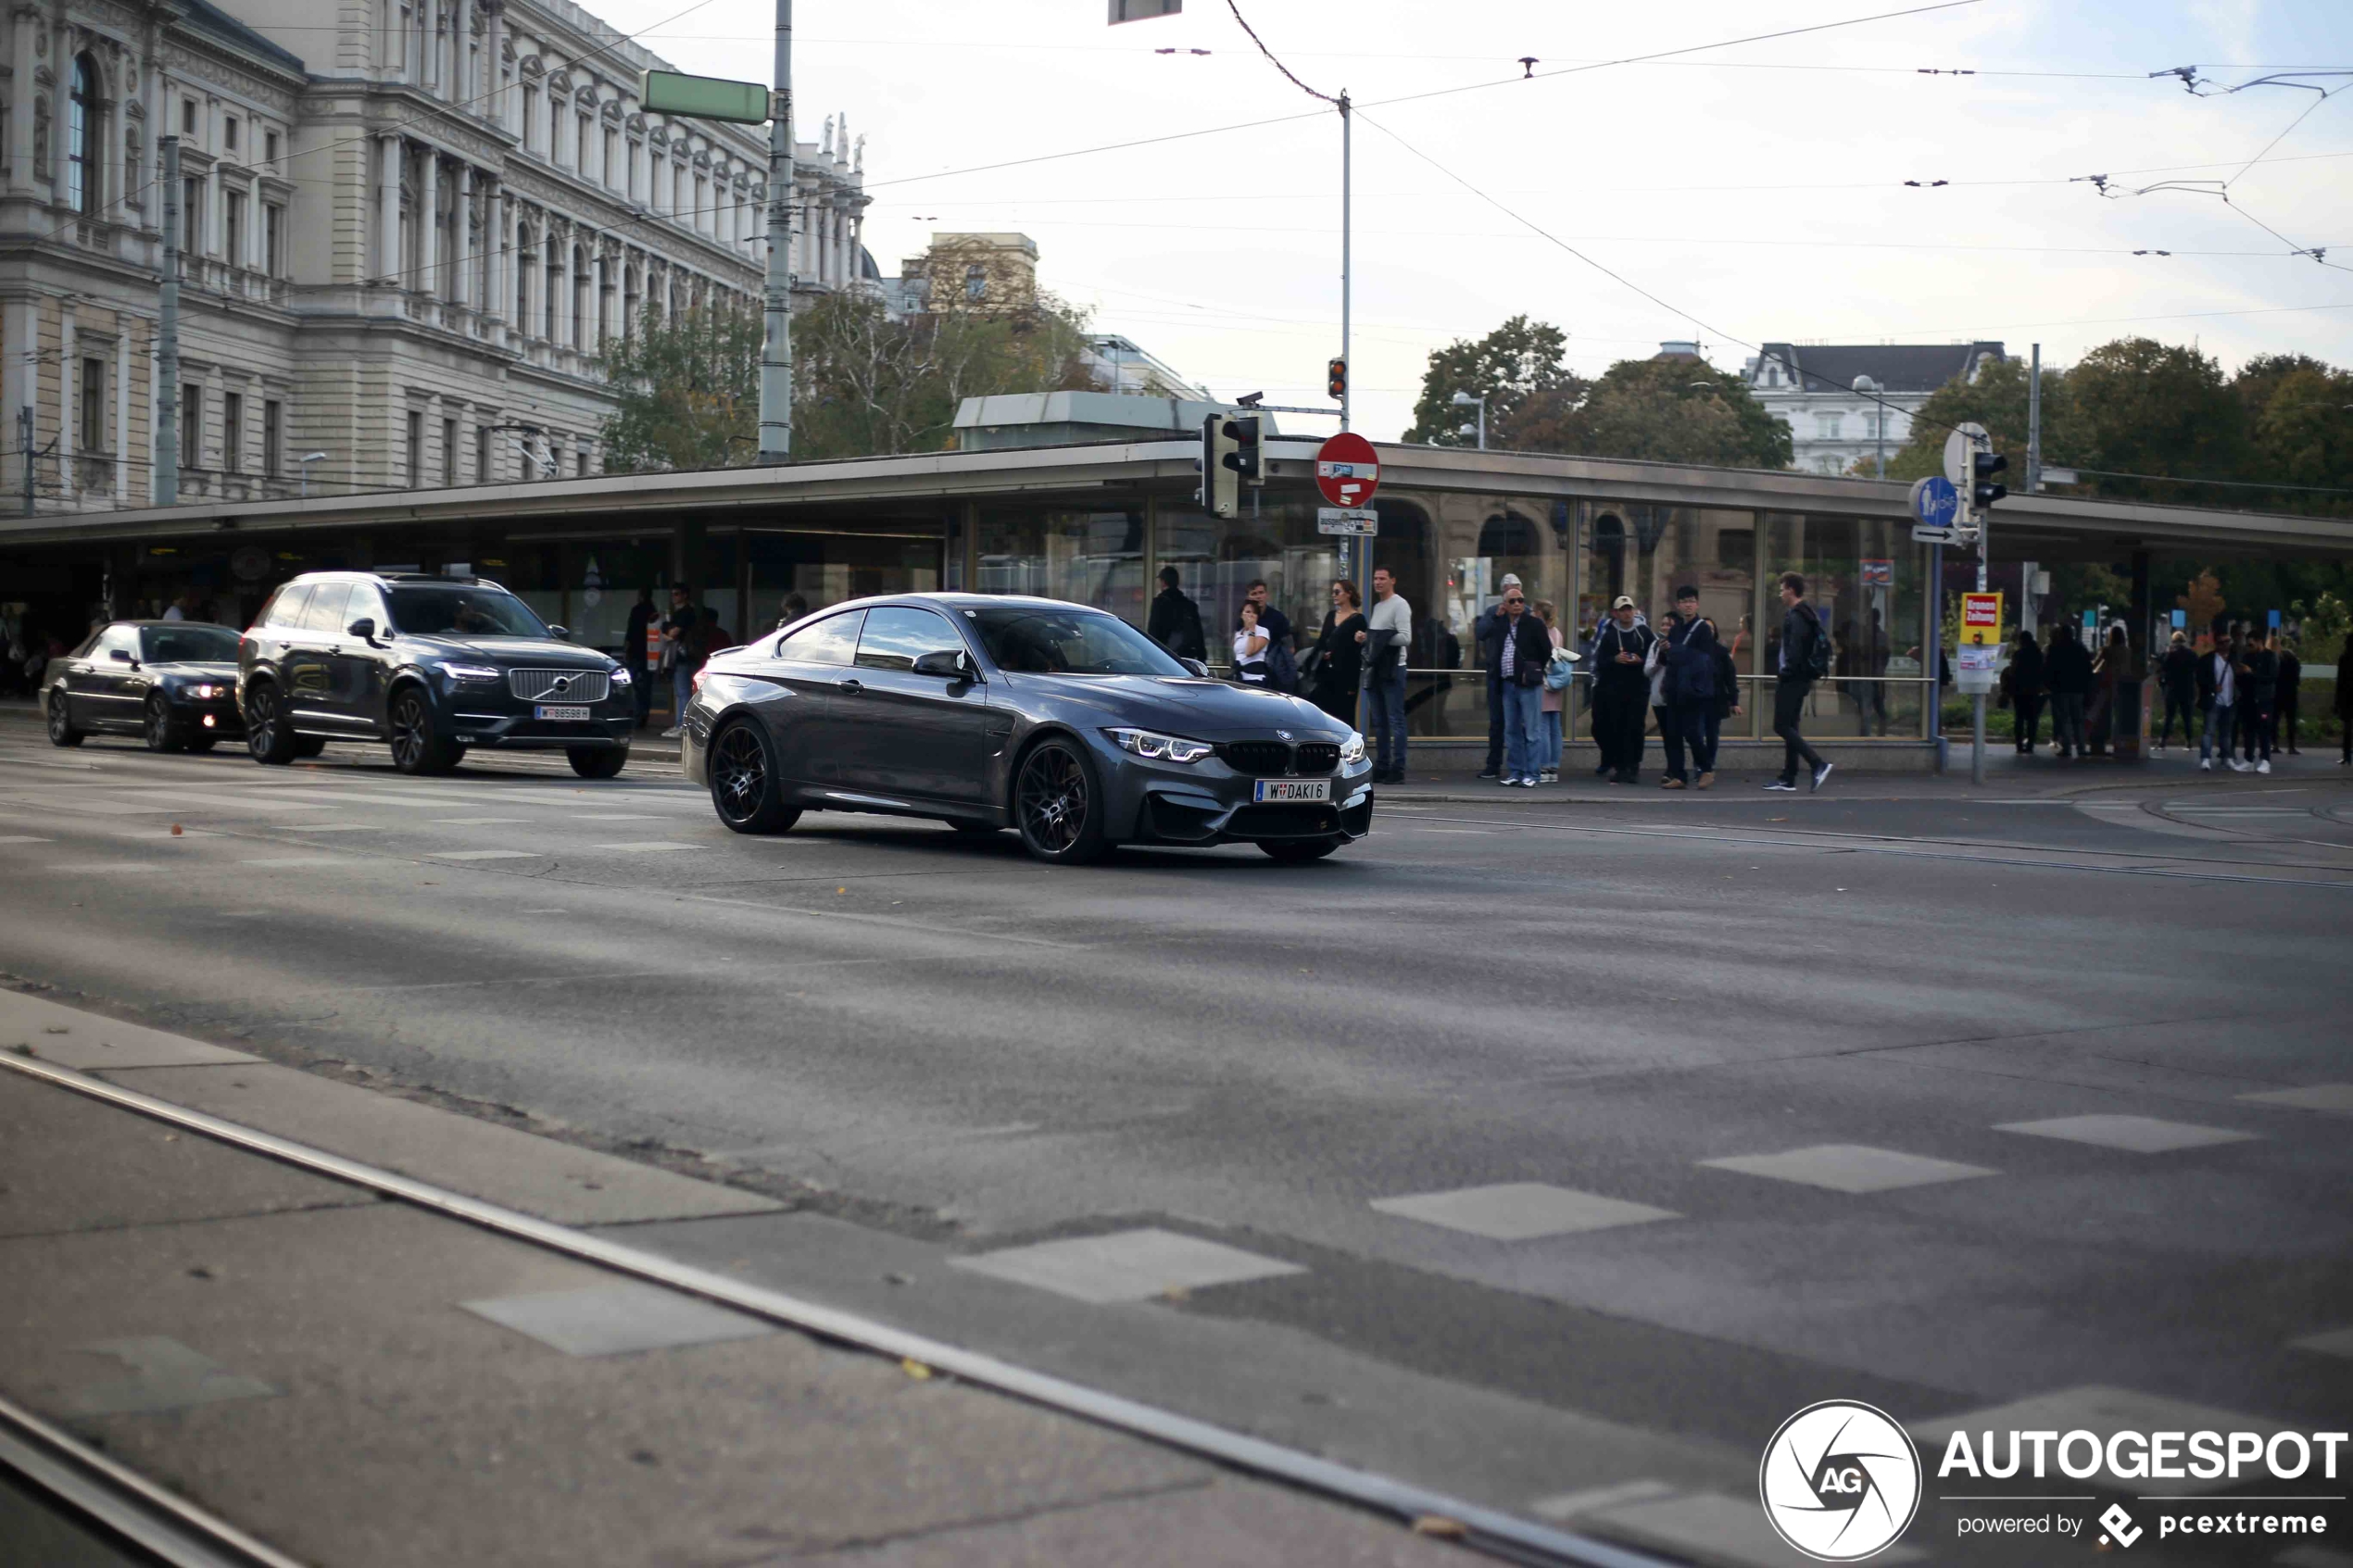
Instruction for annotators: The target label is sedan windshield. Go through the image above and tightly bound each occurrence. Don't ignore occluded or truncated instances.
[385,586,547,639]
[968,606,1190,676]
[140,624,241,663]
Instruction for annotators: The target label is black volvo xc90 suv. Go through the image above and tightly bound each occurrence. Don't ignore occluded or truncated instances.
[236,571,635,775]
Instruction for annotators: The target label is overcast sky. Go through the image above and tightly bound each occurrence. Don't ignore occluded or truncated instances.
[599,0,2353,444]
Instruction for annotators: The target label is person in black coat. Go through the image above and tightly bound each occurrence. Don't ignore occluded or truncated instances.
[1589,596,1657,784]
[2045,624,2094,759]
[1309,578,1366,725]
[2003,628,2046,754]
[2277,639,2303,754]
[2156,631,2197,750]
[1147,566,1207,662]
[2237,626,2280,769]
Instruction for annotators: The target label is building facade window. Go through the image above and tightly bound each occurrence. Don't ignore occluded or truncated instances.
[180,386,200,470]
[182,177,202,255]
[222,392,243,473]
[406,409,423,484]
[442,417,457,485]
[79,358,105,455]
[225,191,245,267]
[476,427,490,484]
[223,117,239,152]
[964,263,986,303]
[265,204,283,275]
[263,400,282,477]
[182,99,196,135]
[1816,414,1843,440]
[265,130,280,166]
[68,56,100,215]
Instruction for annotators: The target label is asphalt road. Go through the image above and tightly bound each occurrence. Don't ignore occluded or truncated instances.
[6,722,2351,1565]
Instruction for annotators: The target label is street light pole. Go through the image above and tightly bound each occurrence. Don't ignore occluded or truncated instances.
[1339,90,1350,436]
[756,0,795,464]
[1451,390,1486,449]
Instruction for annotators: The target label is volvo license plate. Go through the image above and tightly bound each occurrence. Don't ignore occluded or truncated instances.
[1252,779,1330,803]
[535,704,591,721]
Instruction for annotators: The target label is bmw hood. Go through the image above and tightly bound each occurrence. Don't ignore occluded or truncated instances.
[1009,674,1347,739]
[148,659,240,680]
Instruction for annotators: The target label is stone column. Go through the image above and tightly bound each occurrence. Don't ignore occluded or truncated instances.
[553,222,570,349]
[375,132,401,282]
[419,149,439,296]
[5,9,35,196]
[455,164,475,313]
[482,0,503,122]
[114,328,130,501]
[57,306,76,499]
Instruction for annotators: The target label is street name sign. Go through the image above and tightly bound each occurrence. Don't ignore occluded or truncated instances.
[641,70,770,125]
[1315,508,1378,536]
[1315,432,1380,508]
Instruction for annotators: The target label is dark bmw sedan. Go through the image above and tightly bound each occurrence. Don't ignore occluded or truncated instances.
[44,620,245,752]
[682,594,1373,863]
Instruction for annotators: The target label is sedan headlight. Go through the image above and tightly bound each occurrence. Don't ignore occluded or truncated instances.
[436,662,503,685]
[1106,727,1214,764]
[608,665,633,689]
[182,683,227,700]
[1340,731,1366,765]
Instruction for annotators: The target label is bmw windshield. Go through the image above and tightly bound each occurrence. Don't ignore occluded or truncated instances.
[385,586,548,639]
[140,625,241,663]
[966,606,1190,676]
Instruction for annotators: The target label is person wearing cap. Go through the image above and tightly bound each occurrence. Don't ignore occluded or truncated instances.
[1589,594,1656,784]
[1471,572,1525,778]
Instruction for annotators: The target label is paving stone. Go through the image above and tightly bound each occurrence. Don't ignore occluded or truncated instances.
[1994,1114,2259,1153]
[951,1228,1302,1304]
[1697,1144,1996,1194]
[1371,1183,1678,1241]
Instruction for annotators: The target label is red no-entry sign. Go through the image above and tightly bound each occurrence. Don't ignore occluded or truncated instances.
[1315,433,1380,508]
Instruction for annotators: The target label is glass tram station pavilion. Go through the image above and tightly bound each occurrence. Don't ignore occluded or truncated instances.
[6,435,2347,770]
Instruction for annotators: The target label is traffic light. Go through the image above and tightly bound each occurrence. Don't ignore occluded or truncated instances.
[1222,413,1263,484]
[1970,447,2008,517]
[1327,358,1347,401]
[1201,412,1239,518]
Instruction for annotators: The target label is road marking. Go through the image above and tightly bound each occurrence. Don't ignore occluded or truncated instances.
[0,794,172,815]
[593,841,698,852]
[1994,1114,2259,1153]
[461,1283,774,1357]
[1371,1183,1678,1241]
[2292,1326,2353,1360]
[38,861,159,874]
[0,835,55,844]
[239,855,349,869]
[572,812,664,821]
[518,908,570,915]
[274,823,387,833]
[952,1227,1303,1304]
[2237,1083,2353,1114]
[1699,1143,1997,1193]
[428,848,540,860]
[64,1336,278,1416]
[107,790,335,813]
[430,817,533,825]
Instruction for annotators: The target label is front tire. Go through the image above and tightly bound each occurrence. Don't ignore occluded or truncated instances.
[245,682,297,765]
[569,746,628,779]
[144,696,185,753]
[1259,836,1342,863]
[387,689,461,774]
[1013,737,1110,865]
[45,691,83,747]
[709,719,799,834]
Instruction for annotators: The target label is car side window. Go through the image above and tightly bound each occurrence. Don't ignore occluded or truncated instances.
[773,609,862,667]
[855,607,963,672]
[94,627,136,660]
[301,583,353,635]
[266,583,314,630]
[343,585,386,632]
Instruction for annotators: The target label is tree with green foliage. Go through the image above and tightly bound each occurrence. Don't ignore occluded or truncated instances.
[1568,357,1792,469]
[2063,337,2251,502]
[1403,316,1586,449]
[597,305,763,473]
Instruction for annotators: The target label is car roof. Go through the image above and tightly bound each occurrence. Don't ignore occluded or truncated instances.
[803,592,1104,617]
[283,571,506,589]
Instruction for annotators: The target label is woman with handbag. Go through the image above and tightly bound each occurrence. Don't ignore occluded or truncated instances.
[1309,579,1366,725]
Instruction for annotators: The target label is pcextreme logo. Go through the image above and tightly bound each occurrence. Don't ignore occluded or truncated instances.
[1759,1400,1923,1562]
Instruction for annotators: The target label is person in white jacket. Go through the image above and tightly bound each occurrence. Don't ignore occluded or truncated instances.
[1358,566,1413,784]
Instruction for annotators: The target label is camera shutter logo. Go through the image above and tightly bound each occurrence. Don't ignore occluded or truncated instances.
[1759,1400,1921,1562]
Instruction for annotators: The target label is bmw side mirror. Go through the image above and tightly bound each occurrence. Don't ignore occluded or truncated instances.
[1178,658,1209,678]
[911,648,975,680]
[346,617,376,643]
[547,624,571,640]
[108,647,133,663]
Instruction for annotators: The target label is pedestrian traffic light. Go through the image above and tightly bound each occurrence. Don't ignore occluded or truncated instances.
[1201,412,1240,518]
[1327,358,1347,401]
[1222,413,1263,485]
[1970,447,2008,515]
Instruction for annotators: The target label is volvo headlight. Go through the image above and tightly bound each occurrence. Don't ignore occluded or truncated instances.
[436,662,503,686]
[1106,727,1213,764]
[609,665,633,688]
[1340,731,1366,765]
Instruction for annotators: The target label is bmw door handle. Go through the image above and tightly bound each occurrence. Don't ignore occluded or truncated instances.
[837,679,863,695]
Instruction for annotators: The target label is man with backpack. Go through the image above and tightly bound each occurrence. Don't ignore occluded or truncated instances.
[1662,585,1722,790]
[1148,566,1208,664]
[1768,572,1833,793]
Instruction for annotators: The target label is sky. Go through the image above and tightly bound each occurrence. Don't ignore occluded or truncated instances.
[594,0,2353,444]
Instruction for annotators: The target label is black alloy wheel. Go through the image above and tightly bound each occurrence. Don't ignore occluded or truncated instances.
[1013,738,1108,865]
[569,746,628,779]
[709,720,799,834]
[245,682,296,765]
[45,690,82,747]
[1258,836,1342,863]
[144,695,184,753]
[387,689,460,775]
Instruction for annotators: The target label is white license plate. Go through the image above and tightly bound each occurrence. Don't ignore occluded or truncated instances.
[1252,778,1331,803]
[535,704,592,721]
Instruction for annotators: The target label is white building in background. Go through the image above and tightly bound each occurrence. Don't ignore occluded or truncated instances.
[1083,334,1208,399]
[0,0,873,510]
[1742,342,2006,475]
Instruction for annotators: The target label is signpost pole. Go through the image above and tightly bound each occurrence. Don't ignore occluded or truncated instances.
[756,0,795,464]
[1974,444,1992,786]
[1339,91,1350,438]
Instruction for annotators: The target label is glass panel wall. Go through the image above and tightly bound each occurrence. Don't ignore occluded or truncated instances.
[1153,495,1340,656]
[1764,511,1931,739]
[551,540,665,659]
[746,527,942,632]
[976,502,1147,623]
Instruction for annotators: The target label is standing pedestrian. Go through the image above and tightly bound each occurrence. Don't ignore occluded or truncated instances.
[624,587,657,730]
[2196,631,2237,771]
[1768,572,1832,793]
[1663,586,1721,789]
[2087,625,2130,758]
[1534,599,1567,785]
[2004,627,2046,754]
[1360,566,1413,784]
[1472,573,1522,778]
[2336,638,2353,765]
[1232,601,1271,685]
[1148,565,1208,663]
[2045,623,2093,760]
[1239,579,1295,691]
[2155,630,2196,751]
[1310,580,1366,725]
[2238,625,2278,774]
[1590,595,1656,785]
[700,605,736,658]
[1489,582,1550,786]
[1646,610,1684,787]
[2276,636,2302,754]
[660,586,698,738]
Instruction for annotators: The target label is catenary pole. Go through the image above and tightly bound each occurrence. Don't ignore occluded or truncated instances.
[2026,343,2042,495]
[157,136,181,506]
[756,0,794,464]
[1339,90,1351,436]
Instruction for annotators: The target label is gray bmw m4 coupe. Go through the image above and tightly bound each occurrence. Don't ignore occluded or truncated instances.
[681,594,1374,863]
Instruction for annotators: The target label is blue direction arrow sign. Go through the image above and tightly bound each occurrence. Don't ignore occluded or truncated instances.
[1908,475,1959,529]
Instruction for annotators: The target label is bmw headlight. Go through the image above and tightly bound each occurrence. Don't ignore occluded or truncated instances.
[1340,731,1366,766]
[436,662,503,687]
[1106,727,1214,764]
[181,683,227,700]
[609,664,633,689]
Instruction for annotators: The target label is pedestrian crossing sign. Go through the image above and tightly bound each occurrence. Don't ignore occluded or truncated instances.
[1959,592,2003,646]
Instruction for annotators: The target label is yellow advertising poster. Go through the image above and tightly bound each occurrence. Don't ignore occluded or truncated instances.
[1959,592,2004,646]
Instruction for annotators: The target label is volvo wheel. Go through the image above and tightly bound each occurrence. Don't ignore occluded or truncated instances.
[709,720,799,834]
[1013,737,1109,865]
[387,689,460,774]
[245,682,297,765]
[45,690,83,747]
[569,746,628,779]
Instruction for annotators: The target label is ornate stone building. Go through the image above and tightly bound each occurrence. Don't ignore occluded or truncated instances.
[1741,341,2006,476]
[0,0,871,513]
